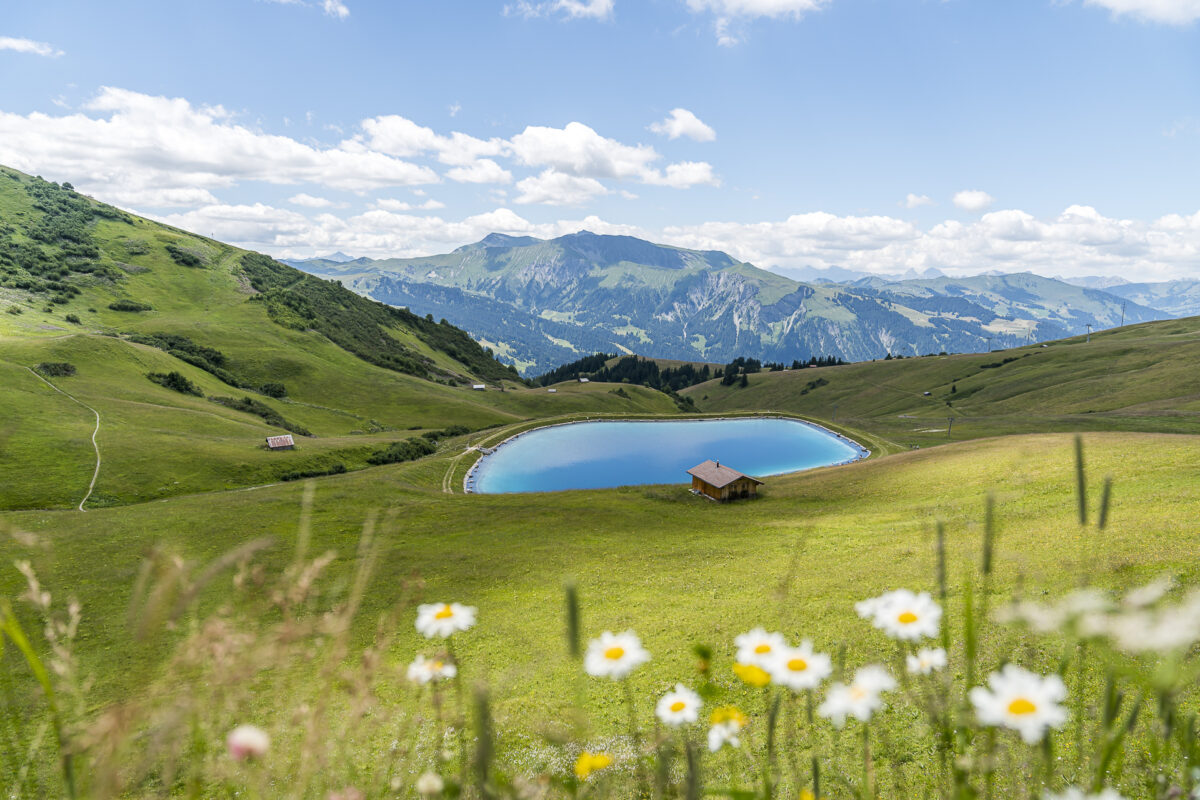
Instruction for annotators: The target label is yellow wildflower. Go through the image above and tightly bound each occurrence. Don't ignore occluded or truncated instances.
[574,751,613,781]
[733,662,771,688]
[709,706,749,727]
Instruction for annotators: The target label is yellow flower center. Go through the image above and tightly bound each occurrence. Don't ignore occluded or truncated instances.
[434,605,454,620]
[604,646,625,660]
[433,661,444,670]
[733,662,771,687]
[850,687,868,701]
[710,706,748,726]
[1007,698,1037,716]
[787,658,808,672]
[898,611,918,624]
[754,643,772,654]
[669,701,686,712]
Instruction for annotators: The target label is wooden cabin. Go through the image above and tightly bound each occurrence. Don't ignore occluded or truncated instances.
[687,460,763,502]
[266,434,295,451]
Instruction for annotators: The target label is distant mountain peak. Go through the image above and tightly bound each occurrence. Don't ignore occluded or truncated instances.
[322,250,357,263]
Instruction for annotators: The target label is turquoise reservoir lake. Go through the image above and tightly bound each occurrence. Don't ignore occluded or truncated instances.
[468,418,867,494]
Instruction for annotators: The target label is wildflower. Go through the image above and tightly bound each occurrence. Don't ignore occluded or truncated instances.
[1106,590,1200,653]
[734,628,787,668]
[817,665,896,727]
[707,706,748,752]
[415,771,445,796]
[969,664,1067,744]
[1043,789,1126,800]
[1123,576,1174,609]
[415,602,477,638]
[655,683,702,726]
[765,640,832,691]
[857,589,941,641]
[906,647,948,675]
[732,662,771,688]
[574,751,613,780]
[407,654,458,685]
[584,630,650,679]
[226,724,270,761]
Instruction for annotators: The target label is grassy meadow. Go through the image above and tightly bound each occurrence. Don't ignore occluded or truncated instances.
[4,168,1200,796]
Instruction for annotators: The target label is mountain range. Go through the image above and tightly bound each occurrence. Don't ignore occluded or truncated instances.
[288,232,1176,375]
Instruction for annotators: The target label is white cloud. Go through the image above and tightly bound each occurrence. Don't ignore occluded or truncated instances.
[953,189,994,212]
[448,102,461,117]
[322,0,350,18]
[505,0,614,19]
[375,197,446,211]
[687,0,828,44]
[645,161,720,188]
[262,0,350,18]
[510,121,718,187]
[288,192,335,208]
[0,87,438,208]
[1082,0,1200,25]
[904,193,934,209]
[515,169,609,205]
[649,108,716,142]
[445,159,513,184]
[0,37,63,57]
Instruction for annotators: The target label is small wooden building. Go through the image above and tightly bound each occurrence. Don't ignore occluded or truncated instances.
[687,460,763,502]
[266,434,295,451]
[472,384,486,391]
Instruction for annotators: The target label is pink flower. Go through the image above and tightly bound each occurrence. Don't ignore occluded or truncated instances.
[226,724,270,761]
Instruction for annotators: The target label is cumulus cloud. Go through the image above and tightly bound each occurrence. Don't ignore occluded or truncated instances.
[0,37,63,57]
[505,0,614,19]
[515,169,609,205]
[322,0,350,18]
[0,87,438,208]
[686,0,828,44]
[1082,0,1200,25]
[374,197,446,211]
[649,108,716,142]
[953,189,994,212]
[904,193,934,209]
[261,0,349,18]
[510,121,718,187]
[288,193,336,208]
[445,159,513,184]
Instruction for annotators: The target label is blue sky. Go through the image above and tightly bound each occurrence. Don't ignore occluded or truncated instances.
[2,0,1199,279]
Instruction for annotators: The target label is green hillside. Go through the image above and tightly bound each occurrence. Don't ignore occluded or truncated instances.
[0,168,679,509]
[683,316,1200,448]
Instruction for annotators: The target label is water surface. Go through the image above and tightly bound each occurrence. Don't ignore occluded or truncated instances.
[468,418,865,494]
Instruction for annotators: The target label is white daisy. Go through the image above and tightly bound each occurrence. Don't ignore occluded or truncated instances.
[706,707,747,752]
[817,665,896,727]
[584,630,650,679]
[906,647,948,675]
[765,640,832,691]
[415,602,477,638]
[734,628,788,668]
[858,589,941,641]
[1044,788,1127,800]
[655,683,702,726]
[407,654,458,685]
[969,664,1068,744]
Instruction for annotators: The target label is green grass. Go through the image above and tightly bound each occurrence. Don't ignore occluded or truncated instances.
[683,317,1200,448]
[4,431,1197,730]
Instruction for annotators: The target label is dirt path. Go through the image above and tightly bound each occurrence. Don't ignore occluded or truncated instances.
[25,367,101,511]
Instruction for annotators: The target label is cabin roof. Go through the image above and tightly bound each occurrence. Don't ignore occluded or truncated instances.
[266,434,295,448]
[686,459,763,489]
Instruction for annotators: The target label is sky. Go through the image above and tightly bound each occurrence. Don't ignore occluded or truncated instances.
[1,0,1199,280]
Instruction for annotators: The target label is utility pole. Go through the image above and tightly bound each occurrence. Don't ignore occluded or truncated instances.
[1086,324,1092,343]
[1120,302,1125,328]
[947,417,954,437]
[983,336,993,352]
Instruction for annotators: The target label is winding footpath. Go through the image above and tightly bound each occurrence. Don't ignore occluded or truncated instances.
[25,367,101,512]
